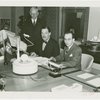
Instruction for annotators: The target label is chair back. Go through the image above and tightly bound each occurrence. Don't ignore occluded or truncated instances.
[81,53,94,72]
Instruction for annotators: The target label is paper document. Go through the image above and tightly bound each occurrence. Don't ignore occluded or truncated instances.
[30,57,49,66]
[77,73,94,79]
[8,36,17,47]
[5,30,15,37]
[0,30,16,42]
[87,78,100,87]
[0,30,7,42]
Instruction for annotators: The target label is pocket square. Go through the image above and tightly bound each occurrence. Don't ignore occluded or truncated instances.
[69,54,73,57]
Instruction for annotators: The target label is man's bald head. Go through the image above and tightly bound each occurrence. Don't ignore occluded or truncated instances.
[30,7,39,19]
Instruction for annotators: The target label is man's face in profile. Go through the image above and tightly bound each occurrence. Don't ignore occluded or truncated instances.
[30,7,39,19]
[64,33,74,47]
[41,28,51,42]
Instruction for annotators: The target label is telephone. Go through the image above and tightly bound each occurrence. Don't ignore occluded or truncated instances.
[48,61,62,78]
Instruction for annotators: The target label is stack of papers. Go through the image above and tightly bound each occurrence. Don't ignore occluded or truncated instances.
[30,57,49,66]
[77,73,95,79]
[0,30,27,52]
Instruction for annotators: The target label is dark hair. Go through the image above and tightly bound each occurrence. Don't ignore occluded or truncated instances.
[64,31,75,39]
[42,26,51,33]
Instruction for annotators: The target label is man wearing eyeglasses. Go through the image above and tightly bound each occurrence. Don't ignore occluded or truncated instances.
[50,31,82,71]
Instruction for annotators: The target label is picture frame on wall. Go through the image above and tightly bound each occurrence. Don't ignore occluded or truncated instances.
[0,19,10,30]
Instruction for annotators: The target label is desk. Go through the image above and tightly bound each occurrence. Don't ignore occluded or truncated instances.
[80,41,100,64]
[0,62,97,92]
[64,71,100,92]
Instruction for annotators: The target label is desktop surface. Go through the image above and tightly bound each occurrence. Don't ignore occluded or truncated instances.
[64,71,100,92]
[0,62,97,92]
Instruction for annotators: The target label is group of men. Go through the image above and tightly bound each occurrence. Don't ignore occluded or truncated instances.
[20,7,82,70]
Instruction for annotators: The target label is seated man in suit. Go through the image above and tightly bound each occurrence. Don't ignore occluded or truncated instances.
[50,31,82,71]
[31,26,60,58]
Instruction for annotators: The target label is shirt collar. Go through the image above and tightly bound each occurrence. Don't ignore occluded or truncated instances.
[68,43,74,50]
[43,37,50,43]
[31,18,37,23]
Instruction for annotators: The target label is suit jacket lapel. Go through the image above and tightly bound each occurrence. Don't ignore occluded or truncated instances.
[43,38,51,52]
[66,43,75,55]
[35,18,38,25]
[29,19,33,25]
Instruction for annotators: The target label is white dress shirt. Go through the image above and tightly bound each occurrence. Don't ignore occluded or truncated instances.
[31,18,37,25]
[42,42,47,51]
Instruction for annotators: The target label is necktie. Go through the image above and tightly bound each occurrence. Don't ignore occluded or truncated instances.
[65,47,69,54]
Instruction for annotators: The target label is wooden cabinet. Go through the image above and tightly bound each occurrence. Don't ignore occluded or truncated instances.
[80,42,100,64]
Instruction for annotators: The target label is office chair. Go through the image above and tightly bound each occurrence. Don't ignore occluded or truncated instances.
[81,53,94,72]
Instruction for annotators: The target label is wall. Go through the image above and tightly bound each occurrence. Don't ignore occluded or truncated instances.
[2,7,100,41]
[45,7,59,41]
[0,7,11,30]
[0,7,24,34]
[11,7,24,34]
[87,7,100,40]
[0,7,11,19]
[15,7,24,34]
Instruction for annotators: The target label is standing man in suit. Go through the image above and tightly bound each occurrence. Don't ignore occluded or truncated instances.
[20,7,45,53]
[31,26,60,58]
[50,32,82,70]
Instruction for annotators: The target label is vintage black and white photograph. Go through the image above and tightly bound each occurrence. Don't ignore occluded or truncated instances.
[0,0,100,100]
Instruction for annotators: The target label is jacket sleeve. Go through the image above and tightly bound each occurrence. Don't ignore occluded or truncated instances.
[53,42,60,57]
[55,49,65,62]
[60,47,82,68]
[19,21,27,42]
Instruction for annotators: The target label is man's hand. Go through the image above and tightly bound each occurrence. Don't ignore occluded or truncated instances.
[49,57,56,62]
[30,52,38,57]
[59,64,66,68]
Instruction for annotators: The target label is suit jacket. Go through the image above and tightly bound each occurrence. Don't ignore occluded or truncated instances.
[20,17,45,53]
[55,43,82,70]
[36,38,60,58]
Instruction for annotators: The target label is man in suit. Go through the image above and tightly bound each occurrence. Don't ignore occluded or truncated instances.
[20,7,45,53]
[50,32,82,70]
[31,26,60,58]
